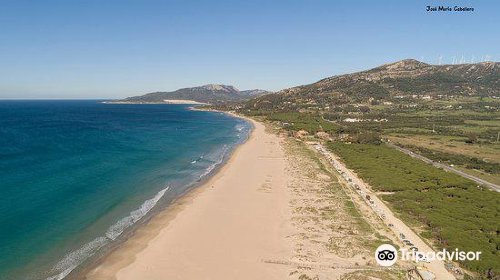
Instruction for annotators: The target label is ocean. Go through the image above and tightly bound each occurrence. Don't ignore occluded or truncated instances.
[0,100,251,280]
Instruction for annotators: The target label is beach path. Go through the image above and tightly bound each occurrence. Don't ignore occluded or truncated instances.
[86,120,292,280]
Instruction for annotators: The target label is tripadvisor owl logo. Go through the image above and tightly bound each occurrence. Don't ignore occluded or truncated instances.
[375,244,397,266]
[375,243,482,266]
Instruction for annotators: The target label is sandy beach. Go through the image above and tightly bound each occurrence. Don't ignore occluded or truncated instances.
[85,119,293,280]
[85,117,413,280]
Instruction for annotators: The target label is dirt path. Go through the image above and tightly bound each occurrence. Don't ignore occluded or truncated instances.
[312,143,457,280]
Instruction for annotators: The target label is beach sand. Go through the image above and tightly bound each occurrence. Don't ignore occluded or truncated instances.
[85,119,292,280]
[85,117,411,280]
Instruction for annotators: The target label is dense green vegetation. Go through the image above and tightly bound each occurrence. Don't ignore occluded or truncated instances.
[322,107,500,142]
[327,142,500,278]
[230,60,500,278]
[245,60,500,112]
[401,144,500,174]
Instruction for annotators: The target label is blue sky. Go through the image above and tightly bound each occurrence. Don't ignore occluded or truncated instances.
[0,0,498,99]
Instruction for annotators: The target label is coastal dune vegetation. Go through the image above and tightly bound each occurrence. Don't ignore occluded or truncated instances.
[327,142,499,278]
[209,59,500,278]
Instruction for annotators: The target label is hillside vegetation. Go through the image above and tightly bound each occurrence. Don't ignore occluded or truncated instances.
[230,59,500,278]
[245,59,499,111]
[237,59,500,188]
[116,84,269,104]
[328,142,499,279]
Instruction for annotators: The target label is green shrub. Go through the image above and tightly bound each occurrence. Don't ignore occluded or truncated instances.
[327,142,500,278]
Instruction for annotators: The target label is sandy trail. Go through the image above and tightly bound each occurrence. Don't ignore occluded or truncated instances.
[317,143,457,280]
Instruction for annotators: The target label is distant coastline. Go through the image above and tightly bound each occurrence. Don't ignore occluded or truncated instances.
[67,106,251,280]
[103,99,206,105]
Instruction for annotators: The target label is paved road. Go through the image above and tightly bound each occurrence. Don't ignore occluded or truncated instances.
[385,142,500,192]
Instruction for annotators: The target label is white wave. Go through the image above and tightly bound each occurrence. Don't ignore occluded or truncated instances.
[198,146,228,180]
[191,155,205,164]
[200,162,217,179]
[46,187,169,280]
[46,265,77,280]
[235,124,245,131]
[47,237,108,280]
[106,187,169,240]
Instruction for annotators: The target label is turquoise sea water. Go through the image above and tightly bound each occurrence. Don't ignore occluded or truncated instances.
[0,100,251,280]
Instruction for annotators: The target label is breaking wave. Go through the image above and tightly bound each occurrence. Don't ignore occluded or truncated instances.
[44,121,250,280]
[105,187,169,240]
[198,145,228,180]
[45,187,169,280]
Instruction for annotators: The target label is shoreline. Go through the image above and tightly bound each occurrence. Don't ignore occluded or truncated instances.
[69,146,243,280]
[60,109,252,280]
[103,100,207,105]
[84,116,292,280]
[81,114,263,279]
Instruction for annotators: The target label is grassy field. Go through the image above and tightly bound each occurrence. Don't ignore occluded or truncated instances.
[385,134,500,164]
[387,143,500,188]
[283,137,405,279]
[239,100,500,277]
[327,142,500,278]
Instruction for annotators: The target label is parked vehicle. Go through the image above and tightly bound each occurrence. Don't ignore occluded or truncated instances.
[416,253,430,263]
[410,246,419,252]
[388,223,394,227]
[399,233,406,240]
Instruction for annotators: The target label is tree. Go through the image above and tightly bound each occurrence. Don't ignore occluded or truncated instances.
[351,131,381,144]
[465,133,477,144]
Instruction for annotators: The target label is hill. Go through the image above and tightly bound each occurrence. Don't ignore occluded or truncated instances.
[114,84,269,104]
[234,59,500,279]
[245,59,500,111]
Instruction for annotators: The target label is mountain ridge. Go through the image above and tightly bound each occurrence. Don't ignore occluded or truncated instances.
[113,84,269,104]
[245,59,500,111]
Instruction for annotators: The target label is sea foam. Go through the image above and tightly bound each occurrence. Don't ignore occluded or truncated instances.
[106,187,169,240]
[198,145,228,180]
[47,237,108,280]
[46,187,169,280]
